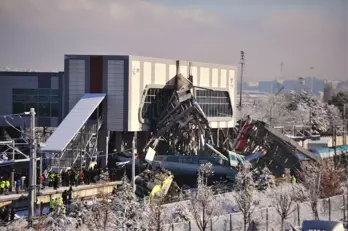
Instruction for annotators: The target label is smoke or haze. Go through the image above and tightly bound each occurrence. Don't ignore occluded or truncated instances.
[0,0,347,80]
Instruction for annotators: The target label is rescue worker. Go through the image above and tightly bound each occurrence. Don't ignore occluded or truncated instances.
[0,178,5,195]
[74,172,79,187]
[2,206,9,222]
[48,172,52,187]
[79,171,84,185]
[62,190,68,205]
[5,180,10,194]
[291,175,297,184]
[61,204,66,216]
[40,174,45,189]
[10,208,15,221]
[57,197,64,215]
[49,198,56,213]
[15,178,21,193]
[53,173,59,189]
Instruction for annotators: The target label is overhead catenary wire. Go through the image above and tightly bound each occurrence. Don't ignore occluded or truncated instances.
[39,148,135,160]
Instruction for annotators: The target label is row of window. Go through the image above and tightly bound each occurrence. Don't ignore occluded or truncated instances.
[195,90,233,117]
[13,89,59,96]
[12,102,60,117]
[142,88,173,120]
[164,155,230,166]
[141,88,233,119]
[12,89,60,117]
[13,94,60,103]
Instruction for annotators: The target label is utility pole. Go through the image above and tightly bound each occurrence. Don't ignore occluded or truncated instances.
[11,140,15,192]
[28,108,37,226]
[309,67,314,129]
[239,51,245,110]
[344,104,348,145]
[131,132,137,193]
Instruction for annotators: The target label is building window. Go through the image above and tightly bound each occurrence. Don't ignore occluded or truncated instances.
[142,88,174,120]
[12,89,60,117]
[195,90,233,117]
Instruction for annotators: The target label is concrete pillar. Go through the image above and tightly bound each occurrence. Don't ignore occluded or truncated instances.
[97,129,108,168]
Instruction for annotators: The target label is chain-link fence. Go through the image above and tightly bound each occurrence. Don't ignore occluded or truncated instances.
[164,194,348,231]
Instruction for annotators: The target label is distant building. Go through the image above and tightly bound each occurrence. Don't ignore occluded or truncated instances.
[323,80,334,103]
[0,71,64,128]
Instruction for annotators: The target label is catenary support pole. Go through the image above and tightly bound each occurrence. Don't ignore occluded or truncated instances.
[105,131,110,167]
[132,132,137,193]
[39,147,43,189]
[11,140,15,192]
[239,51,245,110]
[28,108,37,226]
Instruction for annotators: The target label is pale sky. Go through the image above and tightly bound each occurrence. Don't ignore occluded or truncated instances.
[0,0,347,81]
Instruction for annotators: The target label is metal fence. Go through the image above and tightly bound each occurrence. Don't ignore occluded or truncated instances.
[164,194,348,231]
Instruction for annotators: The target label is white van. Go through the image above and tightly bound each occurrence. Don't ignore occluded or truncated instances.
[298,220,344,231]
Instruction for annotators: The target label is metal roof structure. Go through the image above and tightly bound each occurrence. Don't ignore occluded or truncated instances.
[41,93,106,153]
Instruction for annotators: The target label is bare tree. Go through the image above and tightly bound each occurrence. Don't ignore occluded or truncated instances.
[188,163,220,231]
[145,190,170,231]
[110,174,145,230]
[298,162,321,220]
[272,184,298,230]
[234,163,256,231]
[320,160,344,198]
[299,159,344,220]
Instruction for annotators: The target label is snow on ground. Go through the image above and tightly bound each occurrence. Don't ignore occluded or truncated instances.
[1,183,346,231]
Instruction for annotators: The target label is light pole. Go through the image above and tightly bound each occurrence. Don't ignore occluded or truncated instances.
[132,132,137,193]
[28,108,37,226]
[239,51,245,111]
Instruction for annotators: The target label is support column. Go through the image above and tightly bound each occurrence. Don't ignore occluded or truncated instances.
[217,129,220,147]
[132,132,137,193]
[105,131,110,167]
[97,128,108,168]
[28,108,37,226]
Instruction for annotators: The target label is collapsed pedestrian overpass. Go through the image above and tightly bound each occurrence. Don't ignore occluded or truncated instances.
[41,93,106,173]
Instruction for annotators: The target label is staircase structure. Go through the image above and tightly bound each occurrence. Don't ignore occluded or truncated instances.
[41,93,106,173]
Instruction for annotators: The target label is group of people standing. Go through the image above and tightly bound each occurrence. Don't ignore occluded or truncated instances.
[60,167,104,187]
[49,187,73,216]
[0,177,11,195]
[0,175,28,195]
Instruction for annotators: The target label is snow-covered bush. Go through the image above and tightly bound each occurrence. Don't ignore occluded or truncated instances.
[242,91,344,133]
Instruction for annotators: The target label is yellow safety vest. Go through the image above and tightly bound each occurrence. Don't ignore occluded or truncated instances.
[49,200,55,209]
[0,181,5,188]
[5,181,10,187]
[57,198,64,206]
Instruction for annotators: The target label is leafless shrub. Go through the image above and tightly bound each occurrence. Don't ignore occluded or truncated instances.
[234,163,256,231]
[272,184,300,230]
[146,196,168,231]
[298,161,321,219]
[188,163,221,231]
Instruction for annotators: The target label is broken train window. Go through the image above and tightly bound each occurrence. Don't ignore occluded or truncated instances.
[141,88,174,120]
[195,90,233,117]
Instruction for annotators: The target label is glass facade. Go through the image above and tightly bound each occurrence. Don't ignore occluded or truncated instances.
[196,90,233,117]
[12,89,60,117]
[142,88,173,120]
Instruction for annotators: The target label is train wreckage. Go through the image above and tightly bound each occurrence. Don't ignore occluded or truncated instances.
[116,73,320,202]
